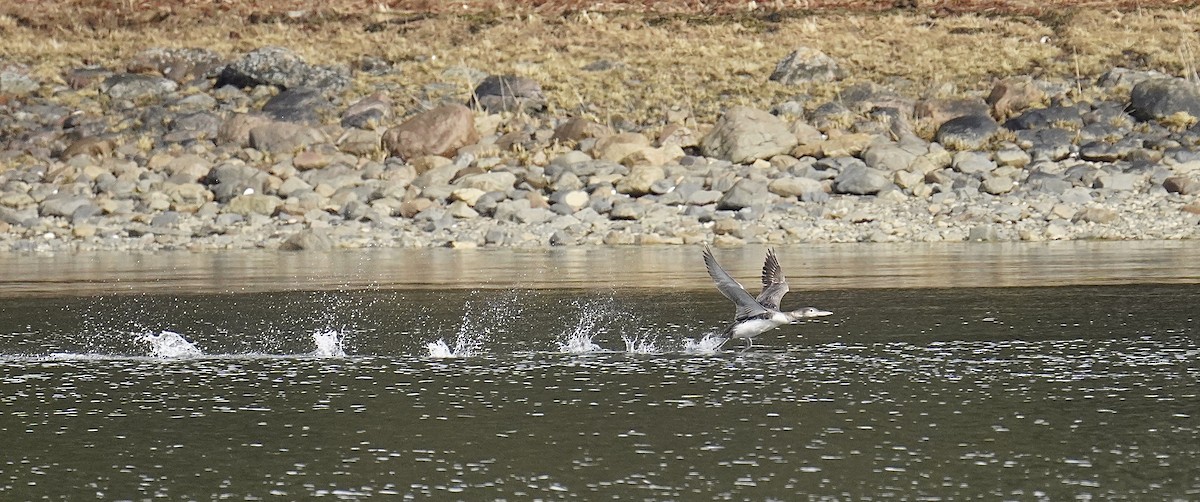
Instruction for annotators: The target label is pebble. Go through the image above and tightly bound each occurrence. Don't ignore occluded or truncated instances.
[1,45,1198,252]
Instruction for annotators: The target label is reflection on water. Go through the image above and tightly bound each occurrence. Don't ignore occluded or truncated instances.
[0,285,1197,499]
[2,240,1200,297]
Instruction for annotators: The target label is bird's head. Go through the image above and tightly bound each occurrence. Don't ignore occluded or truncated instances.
[785,307,832,323]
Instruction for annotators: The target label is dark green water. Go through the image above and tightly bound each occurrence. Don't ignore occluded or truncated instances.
[0,244,1198,499]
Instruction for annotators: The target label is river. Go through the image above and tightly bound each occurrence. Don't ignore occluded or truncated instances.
[1,241,1197,499]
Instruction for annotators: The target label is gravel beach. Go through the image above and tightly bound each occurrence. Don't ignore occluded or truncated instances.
[2,4,1199,252]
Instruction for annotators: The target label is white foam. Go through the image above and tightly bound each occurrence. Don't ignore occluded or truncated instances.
[310,330,347,357]
[426,339,455,358]
[558,332,602,353]
[622,335,660,354]
[682,333,728,354]
[140,330,203,358]
[426,333,484,358]
[557,295,634,353]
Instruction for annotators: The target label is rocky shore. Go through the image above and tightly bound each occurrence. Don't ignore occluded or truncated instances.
[2,44,1200,252]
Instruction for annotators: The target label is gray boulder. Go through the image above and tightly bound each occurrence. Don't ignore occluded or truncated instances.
[280,229,334,251]
[935,114,999,150]
[165,112,222,143]
[767,176,823,197]
[39,195,92,218]
[262,87,330,123]
[249,122,328,155]
[206,162,268,202]
[470,75,546,114]
[834,164,892,195]
[217,46,350,94]
[952,151,996,175]
[226,194,282,216]
[769,46,840,85]
[101,73,178,101]
[126,47,225,83]
[1129,77,1200,122]
[717,179,769,210]
[0,62,39,97]
[700,106,797,164]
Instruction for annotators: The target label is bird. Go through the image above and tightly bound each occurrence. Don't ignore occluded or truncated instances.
[703,246,831,350]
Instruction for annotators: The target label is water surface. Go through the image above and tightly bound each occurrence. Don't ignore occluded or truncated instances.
[1,242,1197,499]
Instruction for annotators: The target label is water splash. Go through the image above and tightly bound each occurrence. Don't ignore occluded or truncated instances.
[622,335,660,354]
[426,291,524,358]
[140,331,203,358]
[558,332,602,353]
[310,331,346,357]
[426,339,455,358]
[556,294,640,353]
[425,333,485,358]
[683,333,728,354]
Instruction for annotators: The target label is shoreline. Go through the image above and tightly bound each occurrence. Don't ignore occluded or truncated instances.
[2,8,1199,252]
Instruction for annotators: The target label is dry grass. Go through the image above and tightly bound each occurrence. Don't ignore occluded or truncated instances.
[2,1,1200,125]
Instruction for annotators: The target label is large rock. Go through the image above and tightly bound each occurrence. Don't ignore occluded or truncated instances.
[914,98,990,130]
[39,195,93,218]
[1129,77,1200,122]
[382,104,479,161]
[165,112,221,143]
[216,46,350,94]
[935,114,999,150]
[862,141,923,172]
[615,165,666,196]
[217,113,275,147]
[127,47,225,83]
[280,229,334,251]
[0,62,39,97]
[593,133,650,163]
[1163,176,1200,195]
[986,77,1045,119]
[1005,105,1085,131]
[717,179,769,210]
[834,164,892,195]
[249,122,328,154]
[1072,207,1119,224]
[100,73,178,101]
[769,46,840,85]
[163,182,213,212]
[700,106,798,164]
[206,162,268,202]
[455,171,517,193]
[552,117,612,143]
[470,75,546,114]
[261,87,330,123]
[226,194,282,216]
[341,94,393,130]
[768,176,823,197]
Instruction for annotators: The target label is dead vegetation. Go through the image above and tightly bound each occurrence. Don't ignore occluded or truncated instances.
[2,1,1200,125]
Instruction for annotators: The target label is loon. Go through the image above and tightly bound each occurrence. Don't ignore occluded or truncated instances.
[703,246,832,350]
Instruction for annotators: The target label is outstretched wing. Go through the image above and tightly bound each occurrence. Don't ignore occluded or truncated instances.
[703,246,768,321]
[756,248,790,310]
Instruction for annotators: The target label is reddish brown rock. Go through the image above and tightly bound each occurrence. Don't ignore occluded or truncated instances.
[552,117,612,143]
[217,113,274,147]
[1163,176,1200,195]
[382,104,479,161]
[59,137,113,159]
[987,77,1045,119]
[914,97,990,130]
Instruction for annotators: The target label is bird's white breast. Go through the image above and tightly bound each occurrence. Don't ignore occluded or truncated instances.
[730,314,789,339]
